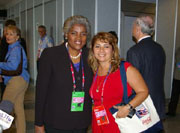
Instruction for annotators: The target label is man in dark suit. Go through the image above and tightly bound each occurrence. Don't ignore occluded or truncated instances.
[126,15,166,121]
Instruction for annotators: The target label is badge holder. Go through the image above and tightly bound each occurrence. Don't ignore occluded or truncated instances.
[93,105,109,126]
[71,91,85,111]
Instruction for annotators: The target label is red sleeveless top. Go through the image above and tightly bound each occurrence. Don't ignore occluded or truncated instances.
[90,62,132,133]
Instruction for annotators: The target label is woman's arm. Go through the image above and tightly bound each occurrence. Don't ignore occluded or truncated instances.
[126,66,148,108]
[0,46,21,71]
[115,66,148,118]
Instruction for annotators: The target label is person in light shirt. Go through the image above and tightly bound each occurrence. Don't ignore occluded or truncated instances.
[37,25,54,69]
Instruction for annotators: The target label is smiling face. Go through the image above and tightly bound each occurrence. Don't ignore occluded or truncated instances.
[66,24,87,53]
[6,29,19,45]
[93,39,113,65]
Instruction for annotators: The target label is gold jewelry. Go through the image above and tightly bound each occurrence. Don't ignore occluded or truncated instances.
[96,76,104,93]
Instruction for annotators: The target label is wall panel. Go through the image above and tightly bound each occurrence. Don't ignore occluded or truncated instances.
[74,0,95,38]
[44,0,56,45]
[156,0,177,98]
[57,0,63,44]
[96,0,119,33]
[27,9,35,82]
[34,0,43,6]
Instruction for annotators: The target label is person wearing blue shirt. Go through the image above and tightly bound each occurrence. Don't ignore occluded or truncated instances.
[0,25,29,133]
[37,25,54,69]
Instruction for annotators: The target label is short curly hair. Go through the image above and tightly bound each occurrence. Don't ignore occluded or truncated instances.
[63,15,91,43]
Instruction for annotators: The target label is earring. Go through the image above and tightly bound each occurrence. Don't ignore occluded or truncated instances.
[65,37,68,42]
[64,35,68,43]
[111,57,115,62]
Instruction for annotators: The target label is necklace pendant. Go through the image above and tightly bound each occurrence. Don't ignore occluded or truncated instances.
[96,89,99,93]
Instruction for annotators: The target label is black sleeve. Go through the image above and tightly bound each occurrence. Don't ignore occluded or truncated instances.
[35,48,52,126]
[126,49,141,71]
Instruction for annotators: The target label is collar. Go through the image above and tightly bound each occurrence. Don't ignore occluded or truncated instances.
[41,35,47,41]
[138,35,151,43]
[8,41,20,50]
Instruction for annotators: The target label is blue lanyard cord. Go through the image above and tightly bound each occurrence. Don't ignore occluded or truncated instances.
[91,65,111,104]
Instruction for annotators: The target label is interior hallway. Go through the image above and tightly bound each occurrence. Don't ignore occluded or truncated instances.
[3,85,180,133]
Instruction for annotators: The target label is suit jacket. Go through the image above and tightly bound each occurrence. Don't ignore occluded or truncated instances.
[35,44,93,129]
[127,37,166,119]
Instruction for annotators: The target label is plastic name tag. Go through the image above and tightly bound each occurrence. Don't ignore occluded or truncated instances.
[0,110,14,130]
[71,91,85,111]
[93,105,109,126]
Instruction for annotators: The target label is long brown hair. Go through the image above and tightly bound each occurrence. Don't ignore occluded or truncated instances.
[88,32,120,73]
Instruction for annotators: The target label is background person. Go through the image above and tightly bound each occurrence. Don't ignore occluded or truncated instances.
[126,15,166,121]
[37,25,54,69]
[108,31,118,44]
[88,32,148,133]
[167,47,180,116]
[0,19,27,99]
[0,25,29,133]
[35,15,93,133]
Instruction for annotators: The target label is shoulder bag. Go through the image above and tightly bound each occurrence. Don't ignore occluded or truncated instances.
[110,61,163,133]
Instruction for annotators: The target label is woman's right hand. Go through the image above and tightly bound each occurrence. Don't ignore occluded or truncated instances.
[113,105,130,118]
[35,125,45,133]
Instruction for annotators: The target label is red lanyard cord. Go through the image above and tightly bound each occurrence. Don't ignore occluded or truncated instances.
[66,43,85,91]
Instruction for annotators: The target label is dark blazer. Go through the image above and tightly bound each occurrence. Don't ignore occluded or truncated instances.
[35,44,93,129]
[127,37,166,119]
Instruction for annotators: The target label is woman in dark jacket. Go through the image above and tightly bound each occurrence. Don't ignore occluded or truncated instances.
[35,15,93,133]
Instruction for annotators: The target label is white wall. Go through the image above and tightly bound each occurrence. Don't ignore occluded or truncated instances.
[96,0,119,33]
[120,16,136,60]
[156,0,178,98]
[74,0,95,39]
[176,0,180,49]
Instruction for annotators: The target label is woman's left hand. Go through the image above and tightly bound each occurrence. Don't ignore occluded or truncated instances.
[113,105,130,118]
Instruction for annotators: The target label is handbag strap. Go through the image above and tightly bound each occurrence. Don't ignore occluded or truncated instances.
[120,61,136,104]
[120,61,128,104]
[1,48,23,76]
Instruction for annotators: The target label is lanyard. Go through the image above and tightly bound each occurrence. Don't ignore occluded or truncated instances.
[91,65,111,103]
[66,43,85,91]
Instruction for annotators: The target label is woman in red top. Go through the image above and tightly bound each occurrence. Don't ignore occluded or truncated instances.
[88,32,149,133]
